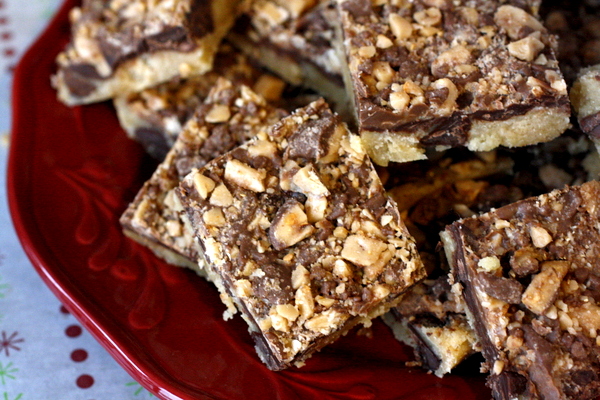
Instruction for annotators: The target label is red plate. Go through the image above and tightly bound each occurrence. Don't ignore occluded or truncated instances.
[7,1,490,399]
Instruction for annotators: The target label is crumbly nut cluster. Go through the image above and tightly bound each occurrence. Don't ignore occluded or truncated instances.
[177,98,425,369]
[119,78,288,270]
[443,180,600,399]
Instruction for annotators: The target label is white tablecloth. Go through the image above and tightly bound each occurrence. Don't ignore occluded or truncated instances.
[0,1,151,398]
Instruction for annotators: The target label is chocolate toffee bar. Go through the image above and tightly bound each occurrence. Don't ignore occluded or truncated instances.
[383,276,477,377]
[384,133,599,377]
[176,98,425,370]
[114,44,287,160]
[228,0,349,112]
[53,0,239,105]
[382,150,515,376]
[442,180,600,400]
[335,0,571,165]
[120,78,288,272]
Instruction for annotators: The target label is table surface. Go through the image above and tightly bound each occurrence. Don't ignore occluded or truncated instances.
[0,1,154,399]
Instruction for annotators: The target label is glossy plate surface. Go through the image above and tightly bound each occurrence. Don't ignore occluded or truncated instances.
[7,1,490,399]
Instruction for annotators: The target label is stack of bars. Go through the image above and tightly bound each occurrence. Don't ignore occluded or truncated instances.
[53,0,600,397]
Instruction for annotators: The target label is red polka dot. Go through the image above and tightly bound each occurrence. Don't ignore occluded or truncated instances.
[71,349,88,362]
[3,48,14,56]
[60,305,70,314]
[0,17,7,25]
[1,32,10,40]
[76,374,94,389]
[65,325,82,338]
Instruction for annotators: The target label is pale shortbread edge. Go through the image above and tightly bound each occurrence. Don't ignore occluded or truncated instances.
[467,107,571,152]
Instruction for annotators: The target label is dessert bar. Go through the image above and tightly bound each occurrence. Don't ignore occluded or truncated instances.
[383,276,477,377]
[177,98,425,370]
[335,0,571,165]
[53,0,238,105]
[228,0,349,113]
[442,180,600,400]
[384,133,599,377]
[113,44,286,160]
[383,150,514,375]
[120,78,287,271]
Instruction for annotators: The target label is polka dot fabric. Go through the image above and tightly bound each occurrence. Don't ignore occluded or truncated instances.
[0,2,152,398]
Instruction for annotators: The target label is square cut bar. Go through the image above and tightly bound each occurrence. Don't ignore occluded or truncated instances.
[113,44,288,160]
[335,0,571,165]
[382,150,517,376]
[228,0,348,112]
[441,180,600,400]
[53,0,239,105]
[177,98,425,370]
[119,78,288,272]
[384,133,599,377]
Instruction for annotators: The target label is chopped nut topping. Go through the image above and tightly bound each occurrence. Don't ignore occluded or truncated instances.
[203,208,226,227]
[304,313,330,333]
[209,184,234,207]
[373,61,395,85]
[224,159,267,192]
[431,45,473,77]
[507,36,545,62]
[235,279,253,297]
[315,295,335,307]
[341,234,392,280]
[291,165,329,197]
[271,313,290,332]
[193,173,216,200]
[389,90,410,111]
[376,34,394,49]
[295,284,315,320]
[255,1,289,26]
[494,5,545,40]
[389,13,413,40]
[247,139,279,159]
[431,78,458,113]
[333,259,353,279]
[358,45,377,58]
[478,256,502,273]
[413,7,441,27]
[276,304,300,322]
[492,359,504,375]
[291,265,310,289]
[522,261,569,315]
[269,200,315,250]
[205,104,232,124]
[529,225,553,248]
